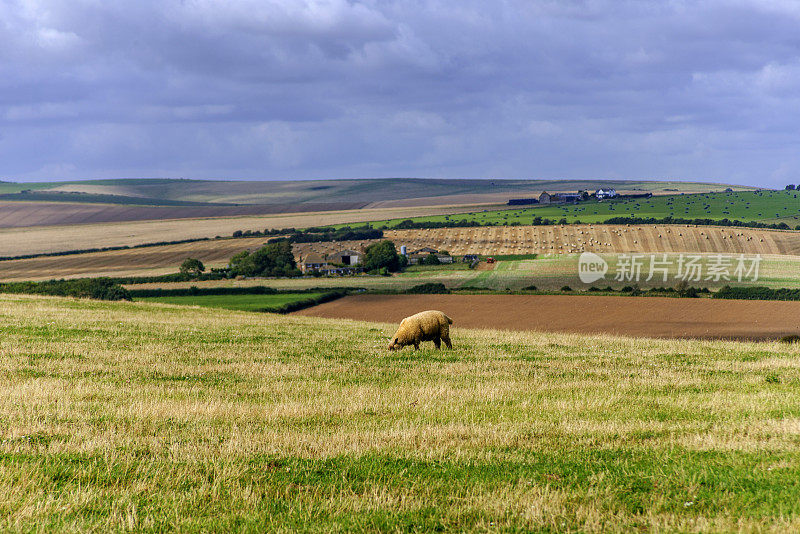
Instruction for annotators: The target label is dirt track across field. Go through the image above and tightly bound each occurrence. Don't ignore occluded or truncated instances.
[295,294,800,341]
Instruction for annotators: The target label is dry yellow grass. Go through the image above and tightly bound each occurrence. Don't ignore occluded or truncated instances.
[2,293,800,531]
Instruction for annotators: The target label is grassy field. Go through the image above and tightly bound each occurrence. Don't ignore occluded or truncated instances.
[361,190,800,228]
[2,294,800,531]
[138,292,326,312]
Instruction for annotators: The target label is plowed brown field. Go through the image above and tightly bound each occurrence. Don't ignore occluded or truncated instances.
[295,294,800,341]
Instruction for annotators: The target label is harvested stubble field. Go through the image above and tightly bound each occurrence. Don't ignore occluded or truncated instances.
[3,294,800,531]
[380,225,800,256]
[289,225,800,260]
[296,294,800,341]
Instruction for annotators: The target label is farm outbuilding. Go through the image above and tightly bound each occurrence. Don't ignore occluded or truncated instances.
[327,249,360,266]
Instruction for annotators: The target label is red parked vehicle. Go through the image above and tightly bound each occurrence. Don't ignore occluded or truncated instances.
[486,257,496,264]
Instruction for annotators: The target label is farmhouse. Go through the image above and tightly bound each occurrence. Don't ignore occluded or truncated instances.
[539,192,551,204]
[596,188,618,199]
[300,252,328,273]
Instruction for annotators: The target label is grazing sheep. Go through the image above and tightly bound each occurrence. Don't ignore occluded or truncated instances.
[388,310,453,351]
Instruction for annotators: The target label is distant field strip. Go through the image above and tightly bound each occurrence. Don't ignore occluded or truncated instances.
[3,224,799,282]
[0,200,368,228]
[0,204,494,258]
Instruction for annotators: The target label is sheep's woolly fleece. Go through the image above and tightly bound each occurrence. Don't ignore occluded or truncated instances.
[388,310,453,350]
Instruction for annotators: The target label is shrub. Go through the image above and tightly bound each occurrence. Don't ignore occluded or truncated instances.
[560,286,573,292]
[0,278,131,301]
[406,283,450,294]
[714,286,800,301]
[779,335,800,344]
[522,285,537,291]
[422,253,441,266]
[128,286,279,298]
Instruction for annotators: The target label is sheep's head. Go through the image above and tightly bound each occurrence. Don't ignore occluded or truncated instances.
[387,337,401,351]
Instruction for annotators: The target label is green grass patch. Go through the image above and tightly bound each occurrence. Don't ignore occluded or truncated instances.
[140,292,327,312]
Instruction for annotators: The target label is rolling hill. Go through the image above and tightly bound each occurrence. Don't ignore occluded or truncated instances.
[3,177,755,206]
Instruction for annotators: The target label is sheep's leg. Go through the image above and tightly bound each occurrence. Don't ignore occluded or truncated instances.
[413,342,420,350]
[442,334,452,349]
[433,337,441,349]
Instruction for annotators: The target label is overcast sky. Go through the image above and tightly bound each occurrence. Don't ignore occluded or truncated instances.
[2,1,799,186]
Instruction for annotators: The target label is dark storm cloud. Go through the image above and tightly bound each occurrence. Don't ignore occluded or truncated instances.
[2,0,799,185]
